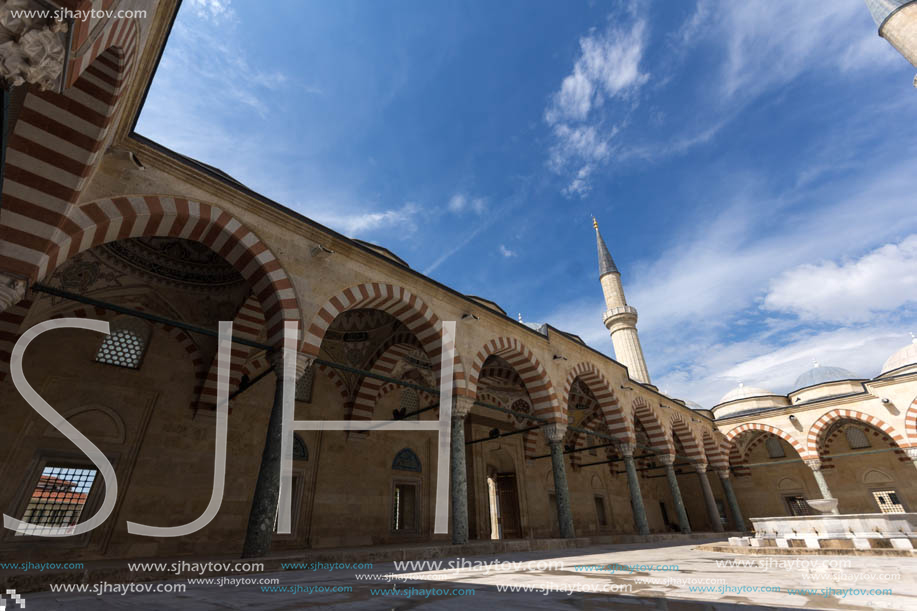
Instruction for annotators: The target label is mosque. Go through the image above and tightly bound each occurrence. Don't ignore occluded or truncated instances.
[0,0,915,567]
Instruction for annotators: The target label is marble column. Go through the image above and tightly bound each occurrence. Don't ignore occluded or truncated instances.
[545,423,575,539]
[695,464,724,532]
[660,454,690,533]
[450,396,474,544]
[0,273,27,315]
[242,353,310,558]
[620,443,649,536]
[716,468,745,532]
[805,459,839,514]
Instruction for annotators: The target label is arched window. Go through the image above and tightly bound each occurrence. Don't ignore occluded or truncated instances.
[765,436,785,459]
[293,434,308,461]
[95,318,150,369]
[392,448,421,472]
[845,426,870,450]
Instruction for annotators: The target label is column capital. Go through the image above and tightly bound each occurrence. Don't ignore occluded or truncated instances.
[0,1,68,91]
[693,462,708,474]
[452,396,475,419]
[619,442,636,457]
[903,447,917,461]
[269,351,313,380]
[543,423,567,443]
[804,458,823,471]
[0,273,28,314]
[658,454,676,466]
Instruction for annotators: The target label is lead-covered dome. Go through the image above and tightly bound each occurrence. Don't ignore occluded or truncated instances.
[794,363,858,389]
[719,383,774,404]
[881,335,917,375]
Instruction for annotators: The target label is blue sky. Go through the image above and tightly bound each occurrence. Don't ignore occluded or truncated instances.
[136,0,917,407]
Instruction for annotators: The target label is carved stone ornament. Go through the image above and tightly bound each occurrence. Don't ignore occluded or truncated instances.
[0,0,68,90]
[0,273,28,313]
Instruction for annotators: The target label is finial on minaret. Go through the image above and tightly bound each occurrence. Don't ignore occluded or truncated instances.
[593,216,598,230]
[911,331,916,344]
[518,312,523,322]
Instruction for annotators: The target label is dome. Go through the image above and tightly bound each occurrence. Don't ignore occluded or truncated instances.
[718,383,774,404]
[684,400,706,411]
[881,335,917,375]
[794,363,858,389]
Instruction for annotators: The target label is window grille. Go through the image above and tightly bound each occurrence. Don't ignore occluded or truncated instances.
[845,427,871,450]
[95,318,149,369]
[785,495,815,516]
[765,436,785,458]
[17,466,98,536]
[399,389,420,420]
[872,490,906,514]
[295,365,315,402]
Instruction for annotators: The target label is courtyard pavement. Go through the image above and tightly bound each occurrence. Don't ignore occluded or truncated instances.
[17,540,917,610]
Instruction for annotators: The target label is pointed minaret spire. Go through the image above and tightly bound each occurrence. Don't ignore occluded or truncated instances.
[593,217,651,384]
[594,217,619,277]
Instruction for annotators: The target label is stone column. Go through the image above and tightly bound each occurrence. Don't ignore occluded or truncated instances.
[545,423,575,539]
[620,443,649,536]
[660,455,690,534]
[695,464,724,532]
[805,459,839,515]
[0,273,27,314]
[716,469,745,532]
[450,396,474,545]
[242,352,310,558]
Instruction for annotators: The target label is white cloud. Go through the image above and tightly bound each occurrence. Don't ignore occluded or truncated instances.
[764,235,917,323]
[312,202,421,237]
[448,193,487,214]
[545,11,647,197]
[499,245,517,258]
[188,0,236,24]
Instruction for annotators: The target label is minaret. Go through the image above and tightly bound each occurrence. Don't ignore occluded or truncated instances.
[865,0,917,83]
[594,218,651,384]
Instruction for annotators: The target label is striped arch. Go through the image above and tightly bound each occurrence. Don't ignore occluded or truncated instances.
[67,12,140,87]
[807,409,908,458]
[198,295,266,409]
[905,396,917,448]
[468,337,561,421]
[316,364,350,401]
[670,412,704,464]
[632,397,673,455]
[562,362,633,443]
[351,332,424,421]
[2,20,140,262]
[703,430,729,471]
[44,303,205,410]
[725,422,811,460]
[0,298,34,382]
[2,196,301,348]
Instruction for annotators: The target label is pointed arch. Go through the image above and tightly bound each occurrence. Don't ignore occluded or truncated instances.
[198,294,265,408]
[562,361,633,443]
[807,409,907,458]
[907,397,917,447]
[632,397,673,455]
[468,337,561,421]
[703,430,729,470]
[670,412,704,464]
[351,332,424,421]
[725,422,810,460]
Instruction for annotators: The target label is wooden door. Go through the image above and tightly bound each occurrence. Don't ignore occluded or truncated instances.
[496,473,521,539]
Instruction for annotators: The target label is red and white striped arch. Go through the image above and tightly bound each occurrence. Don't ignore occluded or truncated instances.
[807,409,909,458]
[351,332,423,421]
[468,337,561,421]
[0,298,33,382]
[632,397,673,455]
[703,430,729,471]
[562,362,633,444]
[725,422,811,460]
[197,295,265,409]
[2,19,140,264]
[907,396,917,447]
[3,196,300,348]
[670,412,704,464]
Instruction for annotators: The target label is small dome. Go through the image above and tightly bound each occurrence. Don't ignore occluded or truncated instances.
[794,363,858,389]
[719,382,774,404]
[684,400,706,411]
[881,334,917,375]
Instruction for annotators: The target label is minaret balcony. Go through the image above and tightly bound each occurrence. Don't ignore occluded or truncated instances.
[603,305,638,329]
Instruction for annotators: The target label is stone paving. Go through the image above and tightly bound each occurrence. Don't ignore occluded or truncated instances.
[17,539,917,610]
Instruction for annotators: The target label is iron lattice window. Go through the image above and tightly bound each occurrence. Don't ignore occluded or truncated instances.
[17,466,98,536]
[845,427,871,450]
[872,490,906,514]
[95,318,149,369]
[400,389,420,421]
[785,495,815,517]
[765,436,785,458]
